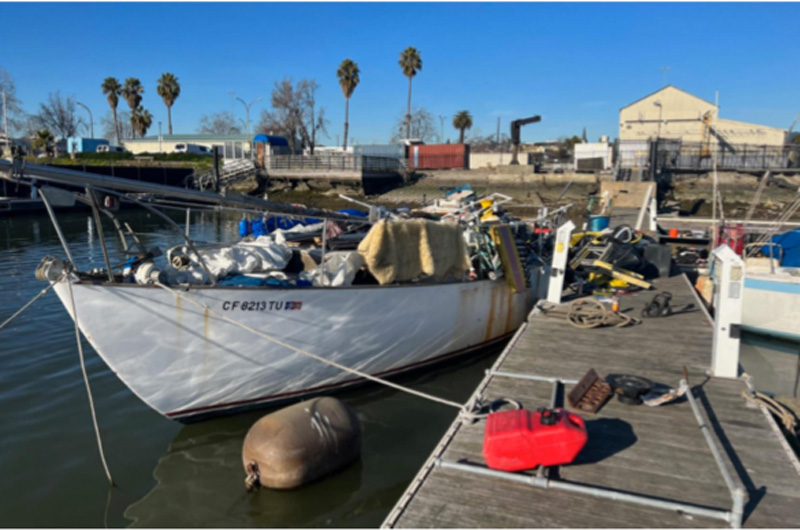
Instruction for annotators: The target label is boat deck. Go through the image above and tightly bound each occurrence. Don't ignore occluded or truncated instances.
[383,274,800,528]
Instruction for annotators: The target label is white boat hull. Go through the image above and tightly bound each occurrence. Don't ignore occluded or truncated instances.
[54,279,530,420]
[742,271,800,342]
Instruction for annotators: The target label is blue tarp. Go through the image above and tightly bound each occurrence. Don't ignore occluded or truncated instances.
[238,209,366,238]
[762,227,800,267]
[252,134,289,146]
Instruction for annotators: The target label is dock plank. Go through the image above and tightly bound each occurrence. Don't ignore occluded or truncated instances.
[385,273,800,528]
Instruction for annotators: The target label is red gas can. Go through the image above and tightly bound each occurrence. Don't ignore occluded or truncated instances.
[483,408,587,471]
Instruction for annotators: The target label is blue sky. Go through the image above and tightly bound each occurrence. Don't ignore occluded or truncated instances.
[3,2,798,144]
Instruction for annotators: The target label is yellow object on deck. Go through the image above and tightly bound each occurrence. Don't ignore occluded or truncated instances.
[587,260,653,290]
[489,225,526,293]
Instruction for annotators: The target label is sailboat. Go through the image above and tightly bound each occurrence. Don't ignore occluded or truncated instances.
[0,160,541,421]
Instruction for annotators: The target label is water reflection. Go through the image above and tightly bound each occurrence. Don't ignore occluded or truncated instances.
[0,208,502,527]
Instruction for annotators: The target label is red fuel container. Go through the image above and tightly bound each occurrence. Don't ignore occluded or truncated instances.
[483,408,587,471]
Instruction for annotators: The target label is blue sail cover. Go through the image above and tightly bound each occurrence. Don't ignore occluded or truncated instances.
[763,227,800,267]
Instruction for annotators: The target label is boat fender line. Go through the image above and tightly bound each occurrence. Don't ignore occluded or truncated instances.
[153,282,499,421]
[66,279,115,486]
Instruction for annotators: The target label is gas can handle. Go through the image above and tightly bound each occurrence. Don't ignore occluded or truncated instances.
[566,412,585,429]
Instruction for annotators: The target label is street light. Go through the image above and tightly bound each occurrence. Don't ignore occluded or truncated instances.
[76,101,94,138]
[236,96,263,138]
[653,101,663,139]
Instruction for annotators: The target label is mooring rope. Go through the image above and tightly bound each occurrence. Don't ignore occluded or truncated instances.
[0,281,58,333]
[66,279,115,486]
[153,282,469,413]
[741,389,798,436]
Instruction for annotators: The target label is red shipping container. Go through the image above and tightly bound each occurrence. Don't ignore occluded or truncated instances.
[408,144,469,170]
[483,408,587,471]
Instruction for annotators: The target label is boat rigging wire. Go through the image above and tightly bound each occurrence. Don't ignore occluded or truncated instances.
[0,281,59,333]
[152,281,471,414]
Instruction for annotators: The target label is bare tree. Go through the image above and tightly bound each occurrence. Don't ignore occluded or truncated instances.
[0,67,26,135]
[256,77,328,154]
[197,111,241,135]
[102,110,132,141]
[34,92,85,143]
[390,107,437,143]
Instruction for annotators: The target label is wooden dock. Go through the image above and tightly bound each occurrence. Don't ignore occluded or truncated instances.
[383,274,800,528]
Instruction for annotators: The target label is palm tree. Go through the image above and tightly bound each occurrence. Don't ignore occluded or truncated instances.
[131,106,153,138]
[336,59,360,150]
[32,129,54,156]
[453,111,473,144]
[156,72,180,135]
[101,77,122,144]
[399,46,422,139]
[122,77,143,138]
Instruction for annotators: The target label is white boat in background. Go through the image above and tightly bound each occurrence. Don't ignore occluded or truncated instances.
[742,268,800,342]
[0,160,546,421]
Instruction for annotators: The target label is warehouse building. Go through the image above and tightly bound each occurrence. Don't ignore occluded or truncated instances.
[619,86,787,146]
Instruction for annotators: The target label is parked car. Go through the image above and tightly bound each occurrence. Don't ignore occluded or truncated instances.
[174,144,212,155]
[97,145,127,153]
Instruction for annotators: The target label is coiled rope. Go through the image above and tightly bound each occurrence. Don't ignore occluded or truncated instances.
[153,282,473,415]
[540,299,640,329]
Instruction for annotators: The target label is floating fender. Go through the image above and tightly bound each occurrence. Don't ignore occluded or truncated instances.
[242,397,361,490]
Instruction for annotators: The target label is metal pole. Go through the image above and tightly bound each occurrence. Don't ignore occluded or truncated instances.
[86,189,115,282]
[158,121,162,153]
[76,102,94,138]
[437,460,734,525]
[2,89,8,156]
[684,380,746,528]
[320,218,328,286]
[39,187,76,266]
[546,220,575,304]
[487,370,579,386]
[185,207,191,238]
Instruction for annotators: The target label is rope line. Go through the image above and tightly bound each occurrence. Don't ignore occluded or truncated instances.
[153,282,467,412]
[741,389,798,436]
[66,279,115,486]
[0,281,58,333]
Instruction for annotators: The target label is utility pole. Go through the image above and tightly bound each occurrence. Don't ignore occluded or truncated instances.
[76,101,94,138]
[659,66,672,86]
[236,96,263,139]
[496,117,501,145]
[2,89,8,156]
[158,121,163,153]
[438,115,446,143]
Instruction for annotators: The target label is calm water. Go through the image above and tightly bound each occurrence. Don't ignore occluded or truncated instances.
[0,209,499,527]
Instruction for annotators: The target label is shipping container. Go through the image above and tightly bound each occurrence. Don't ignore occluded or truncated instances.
[408,144,469,170]
[67,137,110,154]
[353,144,406,159]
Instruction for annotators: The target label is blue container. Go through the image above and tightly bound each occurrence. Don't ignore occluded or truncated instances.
[588,215,610,232]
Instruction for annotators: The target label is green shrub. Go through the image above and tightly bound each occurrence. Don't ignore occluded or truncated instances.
[75,152,135,161]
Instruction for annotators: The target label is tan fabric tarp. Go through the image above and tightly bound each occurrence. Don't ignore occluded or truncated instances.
[357,219,471,285]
